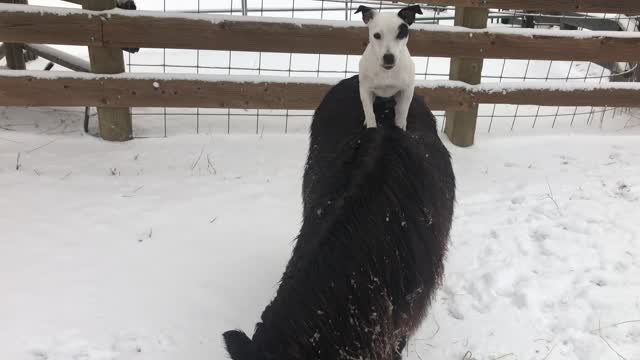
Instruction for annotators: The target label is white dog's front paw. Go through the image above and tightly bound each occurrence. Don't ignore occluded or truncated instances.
[365,117,377,128]
[396,116,407,131]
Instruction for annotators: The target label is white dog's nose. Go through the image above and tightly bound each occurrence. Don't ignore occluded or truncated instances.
[382,53,395,69]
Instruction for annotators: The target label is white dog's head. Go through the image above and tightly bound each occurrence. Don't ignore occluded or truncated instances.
[355,5,422,70]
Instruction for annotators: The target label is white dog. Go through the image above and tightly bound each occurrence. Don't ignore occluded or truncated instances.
[356,5,422,130]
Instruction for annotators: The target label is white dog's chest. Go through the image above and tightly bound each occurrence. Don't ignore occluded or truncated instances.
[363,69,413,97]
[371,84,401,98]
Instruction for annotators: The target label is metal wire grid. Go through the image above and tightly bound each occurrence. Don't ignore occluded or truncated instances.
[481,8,638,133]
[116,0,638,137]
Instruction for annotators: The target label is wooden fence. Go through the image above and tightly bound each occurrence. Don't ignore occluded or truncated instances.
[2,72,640,110]
[2,5,640,61]
[1,0,640,145]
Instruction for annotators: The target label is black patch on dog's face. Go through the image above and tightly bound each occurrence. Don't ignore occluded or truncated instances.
[397,23,409,40]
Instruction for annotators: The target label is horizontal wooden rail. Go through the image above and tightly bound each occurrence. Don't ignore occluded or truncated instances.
[1,71,640,110]
[51,0,640,13]
[0,5,102,46]
[411,0,640,14]
[2,4,640,61]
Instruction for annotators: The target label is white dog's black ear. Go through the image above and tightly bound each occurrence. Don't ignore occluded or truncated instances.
[397,5,423,25]
[355,6,376,24]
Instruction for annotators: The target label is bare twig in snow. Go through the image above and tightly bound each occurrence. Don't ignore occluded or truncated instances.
[542,345,556,360]
[122,185,144,198]
[33,169,40,176]
[26,139,57,154]
[544,177,562,215]
[534,338,552,343]
[207,154,217,175]
[61,171,72,180]
[209,217,218,224]
[462,351,474,360]
[492,354,514,360]
[598,319,627,360]
[590,319,640,333]
[191,145,205,171]
[15,152,21,170]
[428,317,440,340]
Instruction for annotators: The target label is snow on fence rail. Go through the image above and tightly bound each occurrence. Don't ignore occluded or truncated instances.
[56,0,640,14]
[407,0,640,14]
[2,71,640,110]
[2,4,640,62]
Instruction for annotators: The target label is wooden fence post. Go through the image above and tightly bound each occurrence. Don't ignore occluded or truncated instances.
[445,7,488,147]
[1,0,27,70]
[83,0,132,141]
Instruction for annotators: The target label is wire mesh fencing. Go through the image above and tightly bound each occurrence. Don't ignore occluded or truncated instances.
[25,0,640,136]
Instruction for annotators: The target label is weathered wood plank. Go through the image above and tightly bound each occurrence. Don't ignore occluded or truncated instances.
[0,4,102,46]
[413,0,640,14]
[101,14,640,62]
[1,72,640,110]
[3,4,640,61]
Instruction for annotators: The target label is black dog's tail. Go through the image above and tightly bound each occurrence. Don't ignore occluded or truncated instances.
[223,330,256,360]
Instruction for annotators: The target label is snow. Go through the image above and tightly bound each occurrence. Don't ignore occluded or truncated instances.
[0,69,344,85]
[471,80,640,92]
[0,3,360,28]
[0,3,85,17]
[1,106,640,360]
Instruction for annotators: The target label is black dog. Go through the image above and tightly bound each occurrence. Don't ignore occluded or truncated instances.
[223,75,455,360]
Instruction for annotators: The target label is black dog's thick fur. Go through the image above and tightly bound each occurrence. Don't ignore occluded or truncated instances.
[224,75,455,360]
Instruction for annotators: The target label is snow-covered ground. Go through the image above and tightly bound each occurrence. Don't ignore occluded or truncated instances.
[1,106,640,360]
[2,2,640,359]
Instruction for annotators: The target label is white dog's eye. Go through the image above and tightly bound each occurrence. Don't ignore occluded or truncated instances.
[373,33,381,40]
